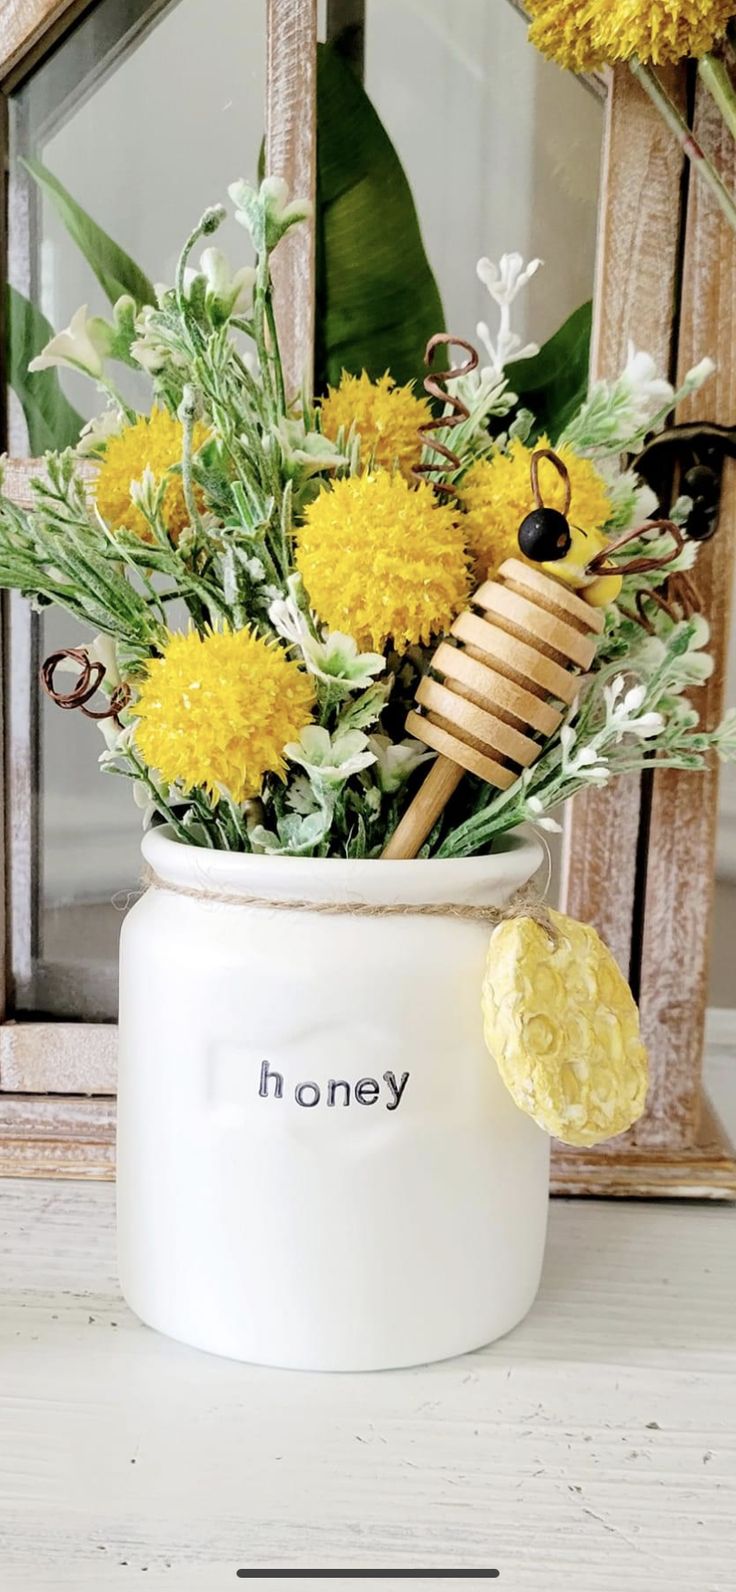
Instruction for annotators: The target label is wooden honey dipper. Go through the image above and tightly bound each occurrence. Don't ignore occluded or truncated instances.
[382,552,603,859]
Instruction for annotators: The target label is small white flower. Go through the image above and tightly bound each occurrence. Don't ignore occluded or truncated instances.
[477,252,542,307]
[618,345,674,427]
[269,594,384,690]
[76,406,125,457]
[199,247,256,317]
[603,465,659,532]
[285,725,376,785]
[561,722,609,780]
[525,796,562,834]
[29,304,112,379]
[275,418,349,478]
[229,176,312,251]
[622,684,646,715]
[130,305,183,375]
[259,175,312,232]
[680,356,716,395]
[474,254,542,377]
[367,734,434,794]
[604,676,664,741]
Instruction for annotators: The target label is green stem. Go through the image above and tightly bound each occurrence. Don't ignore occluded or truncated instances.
[698,53,736,144]
[179,385,205,538]
[265,293,287,415]
[629,58,736,234]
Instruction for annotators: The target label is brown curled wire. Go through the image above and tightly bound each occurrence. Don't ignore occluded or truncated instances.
[412,334,480,495]
[40,646,131,724]
[584,518,685,578]
[618,572,702,633]
[530,448,572,517]
[590,518,702,631]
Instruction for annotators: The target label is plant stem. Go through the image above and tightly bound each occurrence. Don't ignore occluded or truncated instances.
[265,294,287,415]
[629,57,736,234]
[698,52,736,143]
[178,385,205,538]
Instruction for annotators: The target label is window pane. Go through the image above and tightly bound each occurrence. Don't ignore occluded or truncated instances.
[7,0,266,1018]
[362,0,603,357]
[359,0,604,904]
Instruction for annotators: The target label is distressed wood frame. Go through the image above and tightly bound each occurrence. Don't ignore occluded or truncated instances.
[0,7,733,1193]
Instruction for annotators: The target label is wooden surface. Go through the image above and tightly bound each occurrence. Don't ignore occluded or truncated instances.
[265,0,317,400]
[0,1094,114,1178]
[635,80,736,1151]
[0,0,91,89]
[0,1022,116,1093]
[561,64,687,975]
[0,1044,733,1592]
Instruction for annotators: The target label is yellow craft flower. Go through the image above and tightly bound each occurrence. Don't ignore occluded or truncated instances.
[459,438,612,582]
[481,908,648,1147]
[319,371,431,478]
[528,0,732,70]
[92,407,209,542]
[133,628,315,802]
[295,471,470,652]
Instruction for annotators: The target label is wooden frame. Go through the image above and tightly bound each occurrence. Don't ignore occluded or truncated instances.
[561,64,736,1196]
[0,5,733,1193]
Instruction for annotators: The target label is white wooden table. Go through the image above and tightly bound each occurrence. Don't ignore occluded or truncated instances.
[1,1033,735,1592]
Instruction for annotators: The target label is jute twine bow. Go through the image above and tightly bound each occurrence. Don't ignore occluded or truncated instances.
[140,865,557,941]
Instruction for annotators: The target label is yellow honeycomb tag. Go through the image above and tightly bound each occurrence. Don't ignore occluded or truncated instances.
[481,908,648,1147]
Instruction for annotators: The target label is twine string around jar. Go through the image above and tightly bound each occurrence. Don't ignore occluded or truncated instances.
[139,864,558,941]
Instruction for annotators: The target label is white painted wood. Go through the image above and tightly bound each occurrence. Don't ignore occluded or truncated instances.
[0,1043,734,1590]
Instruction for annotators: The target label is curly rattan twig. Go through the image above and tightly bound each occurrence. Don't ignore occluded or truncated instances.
[594,520,702,630]
[585,518,685,578]
[530,448,572,516]
[412,334,479,495]
[40,646,131,724]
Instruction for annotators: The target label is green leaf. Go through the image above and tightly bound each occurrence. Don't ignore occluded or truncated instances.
[7,285,83,454]
[315,44,444,391]
[511,300,592,443]
[22,155,156,310]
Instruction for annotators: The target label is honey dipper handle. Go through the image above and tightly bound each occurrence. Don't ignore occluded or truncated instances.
[381,756,464,860]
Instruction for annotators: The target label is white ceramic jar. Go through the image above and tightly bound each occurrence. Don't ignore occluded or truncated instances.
[117,826,550,1370]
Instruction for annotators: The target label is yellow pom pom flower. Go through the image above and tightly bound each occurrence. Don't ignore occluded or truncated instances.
[528,0,732,70]
[319,371,431,478]
[459,438,613,582]
[482,908,648,1147]
[295,471,470,653]
[93,407,209,542]
[133,628,315,803]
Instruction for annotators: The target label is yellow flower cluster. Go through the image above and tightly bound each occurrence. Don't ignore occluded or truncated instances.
[133,628,315,803]
[459,439,613,583]
[319,370,431,478]
[482,909,648,1147]
[528,0,732,70]
[93,408,209,543]
[295,471,470,653]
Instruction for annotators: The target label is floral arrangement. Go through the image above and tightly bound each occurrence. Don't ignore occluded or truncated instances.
[0,177,734,868]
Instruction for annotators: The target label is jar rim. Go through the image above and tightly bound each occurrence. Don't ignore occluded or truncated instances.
[141,824,545,910]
